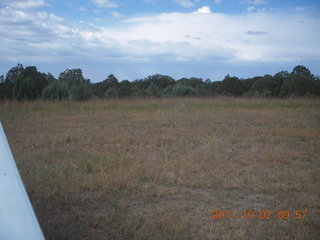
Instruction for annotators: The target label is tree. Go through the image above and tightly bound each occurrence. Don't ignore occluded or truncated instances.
[12,76,38,100]
[171,84,198,97]
[314,77,320,96]
[248,75,282,97]
[69,80,93,101]
[145,74,175,89]
[280,75,317,97]
[0,75,5,99]
[42,80,69,101]
[3,64,24,99]
[291,65,313,78]
[280,66,317,97]
[105,74,119,88]
[177,77,203,88]
[59,68,85,88]
[45,73,57,84]
[146,82,162,97]
[12,66,49,100]
[215,75,245,96]
[104,87,120,98]
[117,80,132,98]
[93,74,119,98]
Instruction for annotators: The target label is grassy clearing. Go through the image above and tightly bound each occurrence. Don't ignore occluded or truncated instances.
[1,97,319,239]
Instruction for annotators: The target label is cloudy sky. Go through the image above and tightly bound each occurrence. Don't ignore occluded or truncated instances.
[0,0,319,82]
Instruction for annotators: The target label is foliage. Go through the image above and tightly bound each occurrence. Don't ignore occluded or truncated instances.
[291,65,313,78]
[248,75,282,97]
[1,63,24,99]
[215,75,245,96]
[104,87,120,98]
[42,80,69,101]
[0,64,319,101]
[177,77,203,88]
[12,66,49,100]
[145,74,175,89]
[93,74,119,98]
[171,84,198,97]
[59,68,85,88]
[280,75,317,97]
[69,80,93,101]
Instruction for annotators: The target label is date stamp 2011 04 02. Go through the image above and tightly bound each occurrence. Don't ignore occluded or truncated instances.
[210,210,308,220]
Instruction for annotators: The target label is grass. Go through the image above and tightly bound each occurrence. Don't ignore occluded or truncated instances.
[0,97,319,239]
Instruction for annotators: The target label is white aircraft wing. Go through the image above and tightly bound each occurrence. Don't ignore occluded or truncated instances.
[0,122,45,240]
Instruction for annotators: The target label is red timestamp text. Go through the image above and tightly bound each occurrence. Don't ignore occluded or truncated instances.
[210,210,308,220]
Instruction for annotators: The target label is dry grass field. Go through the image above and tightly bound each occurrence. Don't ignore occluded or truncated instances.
[0,97,319,240]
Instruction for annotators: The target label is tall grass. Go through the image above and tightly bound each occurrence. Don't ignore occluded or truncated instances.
[1,97,319,239]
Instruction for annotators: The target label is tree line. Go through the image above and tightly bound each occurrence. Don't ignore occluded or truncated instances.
[0,64,319,101]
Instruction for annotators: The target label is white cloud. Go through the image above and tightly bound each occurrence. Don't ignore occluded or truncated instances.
[91,0,117,8]
[0,4,319,68]
[97,11,320,63]
[79,6,88,12]
[247,6,256,12]
[0,0,46,9]
[193,6,211,14]
[241,0,268,5]
[110,11,123,18]
[174,0,195,8]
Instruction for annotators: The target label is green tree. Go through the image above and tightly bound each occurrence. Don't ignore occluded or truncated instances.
[104,87,120,98]
[3,64,24,99]
[177,77,203,88]
[117,80,132,98]
[69,80,93,101]
[171,84,198,97]
[215,75,245,96]
[13,76,37,100]
[146,74,175,89]
[42,80,69,101]
[93,74,119,98]
[12,66,49,100]
[280,66,317,97]
[0,75,6,99]
[146,82,162,97]
[291,65,313,78]
[248,75,282,97]
[59,68,85,88]
[280,75,317,97]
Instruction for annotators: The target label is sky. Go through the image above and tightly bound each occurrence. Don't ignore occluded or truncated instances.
[0,0,319,82]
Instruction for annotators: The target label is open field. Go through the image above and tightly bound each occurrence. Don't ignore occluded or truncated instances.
[0,97,319,240]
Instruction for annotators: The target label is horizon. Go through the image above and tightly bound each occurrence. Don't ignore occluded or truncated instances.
[0,0,319,82]
[1,63,318,83]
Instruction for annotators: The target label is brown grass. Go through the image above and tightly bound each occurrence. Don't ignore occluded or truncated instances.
[1,97,319,239]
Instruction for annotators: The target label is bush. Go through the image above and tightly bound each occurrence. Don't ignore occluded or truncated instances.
[69,81,93,101]
[12,66,49,100]
[12,76,38,100]
[104,87,120,98]
[248,75,281,97]
[215,75,245,96]
[280,75,317,97]
[171,84,198,97]
[42,81,69,101]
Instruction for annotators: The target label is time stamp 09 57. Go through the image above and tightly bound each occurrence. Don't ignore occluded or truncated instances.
[210,210,308,220]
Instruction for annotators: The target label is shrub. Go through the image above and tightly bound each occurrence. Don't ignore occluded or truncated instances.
[69,81,93,101]
[280,75,317,97]
[42,80,69,101]
[171,84,198,97]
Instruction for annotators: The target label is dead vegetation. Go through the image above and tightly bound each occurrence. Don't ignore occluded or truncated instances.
[0,97,319,239]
